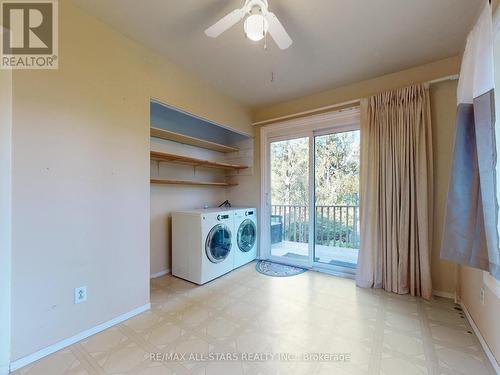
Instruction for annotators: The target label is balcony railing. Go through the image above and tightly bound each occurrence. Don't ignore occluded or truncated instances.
[271,204,360,249]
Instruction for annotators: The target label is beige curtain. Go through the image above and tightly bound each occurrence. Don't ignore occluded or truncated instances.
[356,83,433,299]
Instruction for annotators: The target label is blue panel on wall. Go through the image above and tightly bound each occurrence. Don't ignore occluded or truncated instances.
[150,101,250,146]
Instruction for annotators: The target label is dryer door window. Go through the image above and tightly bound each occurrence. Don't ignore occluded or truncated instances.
[237,219,256,253]
[205,224,232,263]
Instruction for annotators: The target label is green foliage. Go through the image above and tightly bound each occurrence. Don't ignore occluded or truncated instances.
[315,216,359,248]
[270,131,360,249]
[270,132,360,206]
[270,137,309,205]
[315,132,360,206]
[278,216,359,248]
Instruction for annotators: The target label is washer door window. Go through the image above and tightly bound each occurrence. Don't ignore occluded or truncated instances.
[237,219,256,253]
[205,224,232,263]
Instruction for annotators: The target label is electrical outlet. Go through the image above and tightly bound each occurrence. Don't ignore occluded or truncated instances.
[480,288,485,305]
[74,286,87,304]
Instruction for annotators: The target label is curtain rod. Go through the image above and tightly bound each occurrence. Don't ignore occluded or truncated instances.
[252,74,460,127]
[427,74,459,84]
[252,98,361,127]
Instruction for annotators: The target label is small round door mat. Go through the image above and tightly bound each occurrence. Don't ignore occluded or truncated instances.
[255,260,307,277]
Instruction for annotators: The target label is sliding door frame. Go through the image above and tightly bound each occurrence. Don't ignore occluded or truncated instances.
[264,131,314,268]
[259,107,361,274]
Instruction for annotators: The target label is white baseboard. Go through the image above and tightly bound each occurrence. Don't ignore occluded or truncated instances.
[150,269,170,279]
[460,302,500,374]
[433,290,455,299]
[9,303,150,372]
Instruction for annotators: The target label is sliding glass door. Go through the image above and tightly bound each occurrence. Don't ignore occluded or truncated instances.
[269,136,311,266]
[314,130,360,270]
[264,123,360,275]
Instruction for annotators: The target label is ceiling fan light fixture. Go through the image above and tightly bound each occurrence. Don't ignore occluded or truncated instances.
[205,0,292,50]
[244,14,268,41]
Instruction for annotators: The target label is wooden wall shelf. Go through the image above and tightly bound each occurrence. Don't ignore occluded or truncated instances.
[150,179,238,187]
[150,127,239,153]
[150,151,247,171]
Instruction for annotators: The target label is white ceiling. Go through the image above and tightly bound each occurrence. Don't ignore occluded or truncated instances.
[74,0,481,107]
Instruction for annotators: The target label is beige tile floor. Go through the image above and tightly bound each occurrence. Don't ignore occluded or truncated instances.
[13,262,496,375]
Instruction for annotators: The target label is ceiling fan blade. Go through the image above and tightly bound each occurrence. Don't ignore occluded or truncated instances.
[205,8,246,38]
[266,12,292,49]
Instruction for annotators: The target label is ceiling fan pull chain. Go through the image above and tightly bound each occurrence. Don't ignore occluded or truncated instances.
[263,15,267,50]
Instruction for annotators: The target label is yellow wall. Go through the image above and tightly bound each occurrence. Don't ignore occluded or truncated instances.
[10,0,252,362]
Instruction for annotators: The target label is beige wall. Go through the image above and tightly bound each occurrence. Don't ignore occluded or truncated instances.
[226,137,261,210]
[253,56,460,123]
[0,65,12,374]
[429,80,459,295]
[10,0,252,363]
[460,267,500,363]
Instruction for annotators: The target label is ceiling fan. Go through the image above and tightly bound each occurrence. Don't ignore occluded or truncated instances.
[205,0,292,50]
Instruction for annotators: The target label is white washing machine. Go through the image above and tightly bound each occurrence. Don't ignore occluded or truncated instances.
[233,208,258,269]
[172,208,234,284]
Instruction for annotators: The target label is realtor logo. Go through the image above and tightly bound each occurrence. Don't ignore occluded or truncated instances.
[1,0,58,69]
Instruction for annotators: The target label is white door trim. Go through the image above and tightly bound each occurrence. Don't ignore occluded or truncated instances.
[308,135,315,266]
